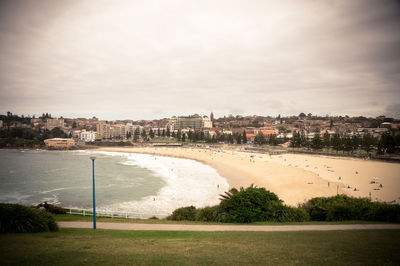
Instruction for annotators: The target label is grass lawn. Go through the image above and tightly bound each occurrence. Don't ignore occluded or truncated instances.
[1,229,399,265]
[53,213,389,225]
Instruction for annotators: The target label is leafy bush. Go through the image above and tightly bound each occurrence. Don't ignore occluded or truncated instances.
[167,206,197,221]
[196,206,224,222]
[301,195,400,222]
[0,204,59,233]
[275,205,310,222]
[219,185,284,223]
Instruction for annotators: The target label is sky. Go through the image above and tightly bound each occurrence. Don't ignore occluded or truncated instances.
[0,0,399,120]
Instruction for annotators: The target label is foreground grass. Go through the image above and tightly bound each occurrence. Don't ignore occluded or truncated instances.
[54,213,390,225]
[1,229,399,265]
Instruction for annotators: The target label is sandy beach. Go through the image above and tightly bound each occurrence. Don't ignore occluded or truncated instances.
[96,146,400,206]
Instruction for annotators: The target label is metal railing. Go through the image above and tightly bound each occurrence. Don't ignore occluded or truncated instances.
[67,208,169,219]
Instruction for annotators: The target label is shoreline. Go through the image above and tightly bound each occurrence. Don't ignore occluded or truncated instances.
[94,146,400,206]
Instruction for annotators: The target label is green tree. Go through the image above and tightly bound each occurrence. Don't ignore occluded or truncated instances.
[242,131,247,144]
[331,133,342,153]
[268,134,278,146]
[134,127,140,142]
[149,129,155,139]
[72,121,77,129]
[254,132,266,145]
[166,127,170,137]
[141,129,147,140]
[311,133,323,150]
[219,185,282,223]
[181,133,186,142]
[50,127,66,138]
[323,131,330,148]
[177,129,181,140]
[361,132,376,153]
[235,133,242,144]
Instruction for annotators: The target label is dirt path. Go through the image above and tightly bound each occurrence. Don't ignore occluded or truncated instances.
[58,222,400,232]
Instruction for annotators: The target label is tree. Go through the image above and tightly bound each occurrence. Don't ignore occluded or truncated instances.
[181,133,186,142]
[361,133,376,153]
[141,129,147,140]
[72,121,77,129]
[380,130,396,153]
[166,127,170,137]
[149,129,155,139]
[311,133,323,150]
[254,132,266,145]
[219,185,282,223]
[50,127,66,138]
[268,134,278,146]
[157,128,161,137]
[331,133,342,153]
[299,113,306,119]
[228,134,234,144]
[242,131,247,144]
[134,127,140,142]
[177,129,181,140]
[323,131,330,148]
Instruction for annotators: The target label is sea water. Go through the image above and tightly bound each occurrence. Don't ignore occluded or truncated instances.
[0,149,229,217]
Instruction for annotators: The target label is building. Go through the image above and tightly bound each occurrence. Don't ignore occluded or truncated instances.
[44,138,75,148]
[80,130,96,142]
[46,118,64,130]
[96,121,111,139]
[168,114,213,130]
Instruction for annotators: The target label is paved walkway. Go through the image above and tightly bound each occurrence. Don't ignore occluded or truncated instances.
[58,222,400,232]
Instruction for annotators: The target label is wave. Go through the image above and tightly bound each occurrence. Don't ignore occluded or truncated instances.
[82,150,229,217]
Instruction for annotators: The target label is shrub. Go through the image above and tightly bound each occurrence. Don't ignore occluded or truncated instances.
[0,204,59,233]
[167,206,197,221]
[301,195,400,222]
[219,185,285,223]
[196,206,223,222]
[275,205,310,222]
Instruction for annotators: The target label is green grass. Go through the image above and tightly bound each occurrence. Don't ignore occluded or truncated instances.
[1,229,399,265]
[54,213,391,225]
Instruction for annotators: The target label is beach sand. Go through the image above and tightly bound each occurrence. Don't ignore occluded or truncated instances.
[95,146,400,206]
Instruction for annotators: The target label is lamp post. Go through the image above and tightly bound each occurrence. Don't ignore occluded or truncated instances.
[90,156,96,229]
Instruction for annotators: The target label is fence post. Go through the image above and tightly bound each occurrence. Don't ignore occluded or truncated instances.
[83,210,85,216]
[69,209,72,215]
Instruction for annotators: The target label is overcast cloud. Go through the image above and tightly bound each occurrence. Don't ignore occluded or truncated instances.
[0,0,399,120]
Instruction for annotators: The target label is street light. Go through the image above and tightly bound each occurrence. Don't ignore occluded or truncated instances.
[90,156,96,229]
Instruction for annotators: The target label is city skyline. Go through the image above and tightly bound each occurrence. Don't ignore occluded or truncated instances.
[1,0,400,120]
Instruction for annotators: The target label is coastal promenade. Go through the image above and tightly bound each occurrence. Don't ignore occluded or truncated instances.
[58,222,400,232]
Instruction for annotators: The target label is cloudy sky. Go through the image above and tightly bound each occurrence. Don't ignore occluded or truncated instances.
[0,0,399,120]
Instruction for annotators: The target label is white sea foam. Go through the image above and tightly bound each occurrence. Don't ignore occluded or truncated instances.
[87,151,229,218]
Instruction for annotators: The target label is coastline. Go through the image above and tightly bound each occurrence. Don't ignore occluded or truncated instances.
[94,146,400,206]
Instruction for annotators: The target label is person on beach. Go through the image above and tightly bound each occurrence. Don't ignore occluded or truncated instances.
[38,204,46,212]
[43,201,49,211]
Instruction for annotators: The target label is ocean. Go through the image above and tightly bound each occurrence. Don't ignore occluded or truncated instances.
[0,149,228,217]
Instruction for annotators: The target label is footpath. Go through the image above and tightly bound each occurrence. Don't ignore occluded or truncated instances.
[58,222,400,232]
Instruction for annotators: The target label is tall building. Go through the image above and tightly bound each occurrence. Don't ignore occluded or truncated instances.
[168,114,213,130]
[210,112,214,121]
[96,121,111,139]
[46,118,64,130]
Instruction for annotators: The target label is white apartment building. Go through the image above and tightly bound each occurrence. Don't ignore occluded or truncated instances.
[80,130,96,142]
